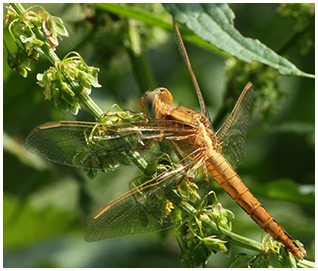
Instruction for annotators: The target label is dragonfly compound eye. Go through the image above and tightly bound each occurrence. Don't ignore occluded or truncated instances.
[155,88,173,106]
[142,88,173,118]
[142,90,157,118]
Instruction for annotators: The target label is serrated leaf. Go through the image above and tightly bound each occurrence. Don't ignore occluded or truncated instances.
[164,3,314,78]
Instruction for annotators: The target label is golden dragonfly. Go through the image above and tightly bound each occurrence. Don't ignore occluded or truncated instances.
[26,18,306,259]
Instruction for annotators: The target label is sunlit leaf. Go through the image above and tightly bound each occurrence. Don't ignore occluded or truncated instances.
[164,3,314,78]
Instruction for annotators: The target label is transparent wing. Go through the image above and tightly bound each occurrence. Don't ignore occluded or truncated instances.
[173,18,211,122]
[85,150,208,241]
[216,82,254,169]
[26,119,196,171]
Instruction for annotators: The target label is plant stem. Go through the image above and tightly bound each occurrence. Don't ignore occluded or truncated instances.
[201,215,263,252]
[126,19,157,93]
[276,20,314,55]
[10,3,24,14]
[297,259,315,268]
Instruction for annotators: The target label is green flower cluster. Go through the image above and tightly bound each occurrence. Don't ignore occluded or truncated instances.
[225,59,282,125]
[5,5,69,77]
[37,52,101,115]
[178,192,234,267]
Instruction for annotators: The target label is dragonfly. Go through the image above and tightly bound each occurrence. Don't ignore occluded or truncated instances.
[26,18,306,260]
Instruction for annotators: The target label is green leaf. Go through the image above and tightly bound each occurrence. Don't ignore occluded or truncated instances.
[230,254,253,268]
[52,16,69,37]
[95,3,171,30]
[94,3,229,57]
[163,3,314,78]
[268,121,315,135]
[254,178,314,207]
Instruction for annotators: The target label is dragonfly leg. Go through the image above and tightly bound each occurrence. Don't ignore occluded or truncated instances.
[167,133,196,141]
[138,138,154,151]
[136,130,168,151]
[168,141,185,163]
[112,110,148,123]
[152,130,165,142]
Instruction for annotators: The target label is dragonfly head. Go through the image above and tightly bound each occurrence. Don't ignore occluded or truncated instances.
[141,87,173,118]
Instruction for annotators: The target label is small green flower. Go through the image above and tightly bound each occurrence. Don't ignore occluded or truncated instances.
[5,43,31,78]
[37,52,101,114]
[176,193,234,267]
[5,4,69,77]
[202,236,227,252]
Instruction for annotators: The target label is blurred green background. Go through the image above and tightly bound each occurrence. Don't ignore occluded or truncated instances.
[3,3,314,268]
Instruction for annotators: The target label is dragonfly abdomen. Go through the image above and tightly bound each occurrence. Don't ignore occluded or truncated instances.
[205,151,306,259]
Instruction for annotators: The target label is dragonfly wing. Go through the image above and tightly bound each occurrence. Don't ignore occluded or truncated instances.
[26,119,195,171]
[173,18,211,123]
[216,82,254,169]
[85,150,207,240]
